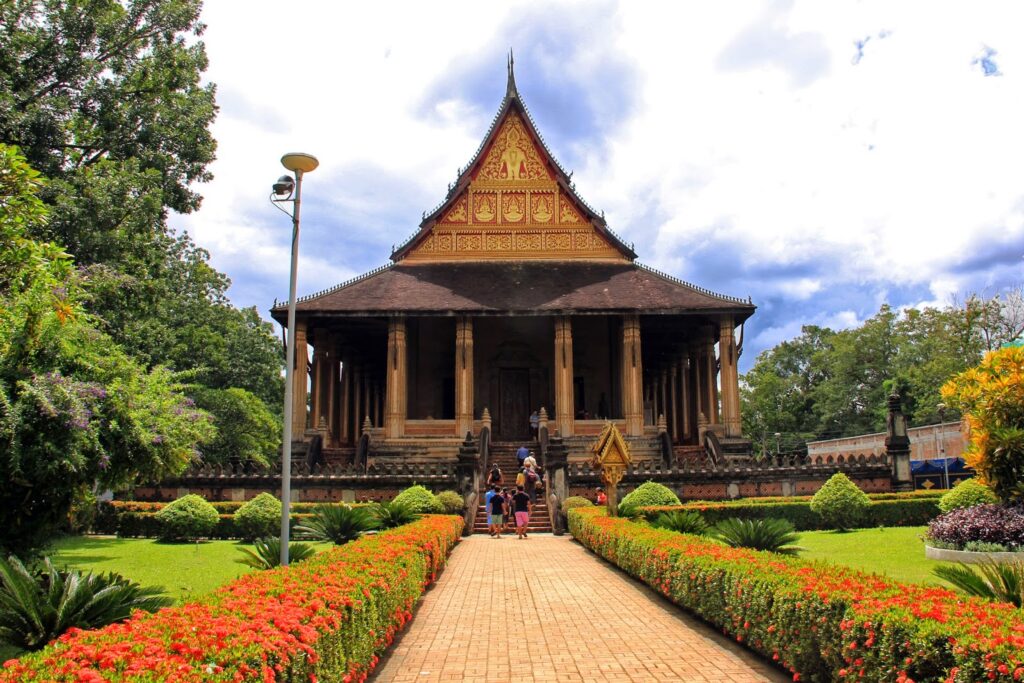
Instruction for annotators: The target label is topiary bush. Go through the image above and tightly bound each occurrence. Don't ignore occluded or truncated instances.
[392,485,442,514]
[233,493,283,541]
[433,490,464,515]
[938,478,999,513]
[561,496,594,513]
[619,481,680,516]
[927,504,1024,550]
[154,494,219,541]
[809,473,870,530]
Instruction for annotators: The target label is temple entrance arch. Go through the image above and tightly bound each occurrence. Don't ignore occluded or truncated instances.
[498,368,531,439]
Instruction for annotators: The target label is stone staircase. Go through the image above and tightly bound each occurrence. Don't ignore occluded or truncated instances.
[473,441,552,534]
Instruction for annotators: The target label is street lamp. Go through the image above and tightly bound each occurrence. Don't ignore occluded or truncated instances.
[271,152,319,566]
[774,432,782,455]
[937,402,949,489]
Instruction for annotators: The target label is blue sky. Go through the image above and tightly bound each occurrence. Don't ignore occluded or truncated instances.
[172,1,1024,373]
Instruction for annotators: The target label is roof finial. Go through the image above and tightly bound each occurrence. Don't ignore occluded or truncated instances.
[506,48,518,98]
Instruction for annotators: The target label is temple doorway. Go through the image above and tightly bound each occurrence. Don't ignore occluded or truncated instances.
[497,368,530,439]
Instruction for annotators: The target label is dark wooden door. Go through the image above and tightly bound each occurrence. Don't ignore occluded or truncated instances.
[498,369,530,439]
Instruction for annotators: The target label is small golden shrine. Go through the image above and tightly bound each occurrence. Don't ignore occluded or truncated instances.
[591,422,632,515]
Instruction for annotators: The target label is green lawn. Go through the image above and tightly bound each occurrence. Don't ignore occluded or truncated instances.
[797,525,951,587]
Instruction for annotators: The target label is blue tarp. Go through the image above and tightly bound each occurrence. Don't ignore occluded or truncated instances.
[910,457,967,474]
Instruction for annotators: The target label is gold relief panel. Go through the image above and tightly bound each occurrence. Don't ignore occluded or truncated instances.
[502,192,527,223]
[436,233,454,251]
[558,198,583,224]
[472,192,497,224]
[573,232,591,250]
[441,195,468,224]
[531,193,554,223]
[546,232,572,250]
[515,233,543,251]
[476,113,552,182]
[456,232,482,252]
[420,235,435,251]
[485,233,513,251]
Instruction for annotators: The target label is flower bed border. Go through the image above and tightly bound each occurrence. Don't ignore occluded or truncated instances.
[569,507,1024,682]
[2,515,464,682]
[924,545,1024,565]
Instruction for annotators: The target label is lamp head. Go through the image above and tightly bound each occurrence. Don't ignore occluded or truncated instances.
[273,174,295,198]
[281,152,319,174]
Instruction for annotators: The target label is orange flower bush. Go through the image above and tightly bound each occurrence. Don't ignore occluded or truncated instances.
[570,506,1024,682]
[942,346,1024,503]
[0,515,463,682]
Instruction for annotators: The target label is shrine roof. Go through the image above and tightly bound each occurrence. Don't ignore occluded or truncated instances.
[270,261,755,322]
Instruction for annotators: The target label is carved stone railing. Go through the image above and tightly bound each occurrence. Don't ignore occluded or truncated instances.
[156,460,460,487]
[566,451,891,485]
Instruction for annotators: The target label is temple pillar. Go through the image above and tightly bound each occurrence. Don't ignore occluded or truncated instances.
[668,361,679,442]
[720,318,742,437]
[291,321,308,436]
[659,368,669,439]
[361,368,371,428]
[554,316,575,437]
[680,352,691,441]
[385,317,408,439]
[326,336,338,444]
[339,355,351,444]
[704,330,719,425]
[621,314,643,436]
[690,341,704,428]
[455,317,474,437]
[352,364,363,438]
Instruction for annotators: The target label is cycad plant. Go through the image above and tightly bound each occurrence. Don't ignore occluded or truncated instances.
[0,556,172,651]
[711,517,804,555]
[650,510,709,536]
[236,537,317,570]
[294,505,377,544]
[372,501,420,530]
[933,560,1023,608]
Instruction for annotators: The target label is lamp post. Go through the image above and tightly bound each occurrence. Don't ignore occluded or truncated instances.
[937,402,948,489]
[774,431,782,455]
[271,152,319,566]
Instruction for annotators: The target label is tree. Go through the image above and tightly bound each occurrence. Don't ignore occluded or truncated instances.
[190,387,280,466]
[0,145,214,552]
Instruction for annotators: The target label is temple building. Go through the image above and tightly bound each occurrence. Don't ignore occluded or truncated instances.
[270,60,756,462]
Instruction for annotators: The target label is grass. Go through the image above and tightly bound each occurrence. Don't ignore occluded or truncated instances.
[797,525,952,587]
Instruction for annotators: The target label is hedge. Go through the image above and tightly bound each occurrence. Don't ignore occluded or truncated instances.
[1,514,464,682]
[569,507,1024,682]
[639,498,940,530]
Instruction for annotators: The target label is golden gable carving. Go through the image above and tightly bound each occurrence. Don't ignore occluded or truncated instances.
[476,113,552,182]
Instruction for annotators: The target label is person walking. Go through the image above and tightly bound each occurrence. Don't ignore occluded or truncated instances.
[529,410,539,440]
[512,485,532,539]
[484,485,498,535]
[488,485,507,538]
[486,464,503,488]
[524,464,539,503]
[516,444,528,469]
[523,451,537,469]
[502,487,514,533]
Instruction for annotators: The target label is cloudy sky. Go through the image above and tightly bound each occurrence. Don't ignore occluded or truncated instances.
[171,1,1024,373]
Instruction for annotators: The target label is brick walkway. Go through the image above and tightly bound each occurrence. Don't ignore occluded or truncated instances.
[370,535,787,683]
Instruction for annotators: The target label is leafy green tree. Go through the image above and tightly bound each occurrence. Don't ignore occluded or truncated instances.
[190,387,280,466]
[0,145,213,552]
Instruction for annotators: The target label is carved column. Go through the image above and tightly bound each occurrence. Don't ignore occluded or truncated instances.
[704,330,719,425]
[339,355,351,444]
[659,368,669,439]
[353,364,364,437]
[668,361,679,442]
[326,336,338,444]
[361,368,371,428]
[680,352,691,440]
[621,314,643,436]
[719,318,741,437]
[385,317,407,439]
[554,316,575,437]
[455,317,474,437]
[690,341,704,428]
[291,321,308,436]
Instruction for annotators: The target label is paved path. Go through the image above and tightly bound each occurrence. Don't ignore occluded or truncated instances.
[370,535,787,683]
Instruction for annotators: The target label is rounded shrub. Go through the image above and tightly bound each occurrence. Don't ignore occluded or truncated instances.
[561,496,594,513]
[809,473,870,530]
[392,485,442,513]
[433,490,465,514]
[938,478,999,513]
[233,493,282,540]
[154,494,219,541]
[618,481,680,516]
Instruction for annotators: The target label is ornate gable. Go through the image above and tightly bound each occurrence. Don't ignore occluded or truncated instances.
[396,63,633,263]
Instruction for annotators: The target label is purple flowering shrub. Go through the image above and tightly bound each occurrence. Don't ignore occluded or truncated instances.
[927,504,1024,549]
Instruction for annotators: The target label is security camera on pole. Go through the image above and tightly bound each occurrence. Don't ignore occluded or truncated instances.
[270,152,319,566]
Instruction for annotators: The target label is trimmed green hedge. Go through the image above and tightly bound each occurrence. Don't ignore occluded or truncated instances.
[640,498,940,530]
[2,515,464,682]
[569,507,1024,682]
